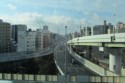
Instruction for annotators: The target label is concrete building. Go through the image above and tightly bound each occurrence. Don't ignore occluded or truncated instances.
[35,25,53,50]
[26,29,36,52]
[36,29,43,50]
[73,31,79,38]
[43,33,51,48]
[93,20,113,35]
[82,27,91,36]
[42,25,51,48]
[117,22,125,29]
[117,22,125,33]
[69,33,73,40]
[0,19,11,53]
[12,25,27,52]
[80,28,84,36]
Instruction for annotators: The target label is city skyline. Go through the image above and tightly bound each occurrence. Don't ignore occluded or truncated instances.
[0,0,125,34]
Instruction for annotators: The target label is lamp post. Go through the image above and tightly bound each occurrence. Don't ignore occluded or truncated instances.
[65,26,67,77]
[65,26,67,40]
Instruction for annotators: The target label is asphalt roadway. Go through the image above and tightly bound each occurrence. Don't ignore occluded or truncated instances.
[54,42,96,75]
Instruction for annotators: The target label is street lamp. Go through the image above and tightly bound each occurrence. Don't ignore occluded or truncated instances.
[65,26,67,40]
[65,26,67,77]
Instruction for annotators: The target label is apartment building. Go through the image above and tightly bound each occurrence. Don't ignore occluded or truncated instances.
[27,29,36,52]
[0,19,11,53]
[12,24,27,52]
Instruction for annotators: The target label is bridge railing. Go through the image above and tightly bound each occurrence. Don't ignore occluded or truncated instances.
[0,73,125,83]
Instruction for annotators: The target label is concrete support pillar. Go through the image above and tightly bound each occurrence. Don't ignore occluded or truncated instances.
[68,45,72,53]
[109,48,121,74]
[86,46,92,59]
[86,46,89,59]
[69,45,72,53]
[68,45,73,54]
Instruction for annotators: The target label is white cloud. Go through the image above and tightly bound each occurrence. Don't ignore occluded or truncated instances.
[0,0,125,35]
[94,0,102,9]
[44,16,73,25]
[7,4,17,10]
[0,12,90,34]
[90,13,103,25]
[80,19,87,25]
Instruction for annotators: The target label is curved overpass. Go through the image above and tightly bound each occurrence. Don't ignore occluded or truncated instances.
[0,45,54,62]
[68,33,125,47]
[67,33,125,76]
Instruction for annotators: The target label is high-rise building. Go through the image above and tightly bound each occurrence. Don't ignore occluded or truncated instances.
[12,25,27,52]
[43,32,51,48]
[0,19,11,53]
[82,27,91,36]
[117,22,125,33]
[117,22,125,29]
[27,29,36,52]
[73,31,79,38]
[93,20,113,35]
[43,25,48,30]
[36,29,43,50]
[42,25,51,48]
[36,25,52,50]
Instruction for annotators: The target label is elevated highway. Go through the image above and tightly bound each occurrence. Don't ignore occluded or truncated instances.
[0,44,55,62]
[54,42,95,76]
[67,33,125,76]
[68,33,125,47]
[0,34,125,82]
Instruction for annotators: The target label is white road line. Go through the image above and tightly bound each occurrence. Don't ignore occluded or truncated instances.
[54,60,64,75]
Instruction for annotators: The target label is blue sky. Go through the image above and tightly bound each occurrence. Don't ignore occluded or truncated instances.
[0,0,125,34]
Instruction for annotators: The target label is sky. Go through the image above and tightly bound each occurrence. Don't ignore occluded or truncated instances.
[0,0,125,34]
